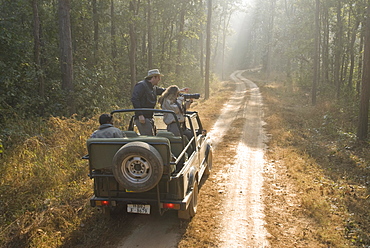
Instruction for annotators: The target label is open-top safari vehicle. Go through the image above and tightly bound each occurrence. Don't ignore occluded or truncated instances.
[84,108,212,219]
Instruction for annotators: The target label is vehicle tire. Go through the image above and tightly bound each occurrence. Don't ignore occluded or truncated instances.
[204,147,213,176]
[112,141,163,192]
[178,181,199,220]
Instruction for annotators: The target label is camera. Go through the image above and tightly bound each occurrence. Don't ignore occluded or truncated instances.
[180,93,201,99]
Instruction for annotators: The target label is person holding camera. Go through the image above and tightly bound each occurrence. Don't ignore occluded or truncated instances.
[131,69,189,136]
[158,85,192,136]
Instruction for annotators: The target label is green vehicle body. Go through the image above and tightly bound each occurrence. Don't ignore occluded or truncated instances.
[84,109,212,219]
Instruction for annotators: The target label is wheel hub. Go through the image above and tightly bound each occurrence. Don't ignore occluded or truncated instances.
[122,156,151,182]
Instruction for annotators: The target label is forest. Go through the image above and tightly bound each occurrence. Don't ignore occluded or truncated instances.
[1,0,370,141]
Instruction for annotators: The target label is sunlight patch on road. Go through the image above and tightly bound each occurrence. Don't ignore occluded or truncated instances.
[209,81,247,149]
[217,70,270,248]
[219,142,269,248]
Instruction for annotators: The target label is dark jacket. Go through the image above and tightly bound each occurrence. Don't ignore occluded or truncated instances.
[131,79,165,118]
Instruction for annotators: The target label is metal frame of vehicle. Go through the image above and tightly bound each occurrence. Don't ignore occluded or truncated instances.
[84,109,212,219]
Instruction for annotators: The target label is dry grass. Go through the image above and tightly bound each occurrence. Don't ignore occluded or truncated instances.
[0,116,98,247]
[256,73,370,247]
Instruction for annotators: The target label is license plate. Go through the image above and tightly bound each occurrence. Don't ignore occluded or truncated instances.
[127,204,150,214]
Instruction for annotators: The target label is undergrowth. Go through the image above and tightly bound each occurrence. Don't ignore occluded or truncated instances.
[0,115,102,247]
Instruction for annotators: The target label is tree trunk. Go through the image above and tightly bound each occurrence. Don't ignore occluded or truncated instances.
[31,0,45,113]
[348,20,360,90]
[221,3,231,80]
[357,5,370,140]
[58,0,75,115]
[205,0,212,100]
[312,0,320,106]
[262,0,276,77]
[111,0,117,64]
[176,3,185,76]
[211,14,221,69]
[321,3,329,85]
[357,25,365,95]
[147,0,153,69]
[334,1,343,98]
[129,0,138,92]
[199,0,204,80]
[92,0,99,64]
[200,29,204,80]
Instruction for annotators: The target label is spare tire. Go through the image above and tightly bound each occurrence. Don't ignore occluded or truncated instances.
[112,141,163,192]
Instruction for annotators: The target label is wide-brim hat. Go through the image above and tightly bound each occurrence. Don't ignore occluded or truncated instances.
[145,69,164,79]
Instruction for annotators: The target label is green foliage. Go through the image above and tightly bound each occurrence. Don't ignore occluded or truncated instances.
[1,0,241,124]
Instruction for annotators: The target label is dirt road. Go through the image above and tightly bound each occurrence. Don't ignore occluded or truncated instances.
[116,70,269,247]
[214,70,269,247]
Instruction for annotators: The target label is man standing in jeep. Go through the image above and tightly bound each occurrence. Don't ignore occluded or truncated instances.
[131,69,189,136]
[131,69,166,136]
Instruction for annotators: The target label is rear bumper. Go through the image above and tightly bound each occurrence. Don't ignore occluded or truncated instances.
[90,190,193,211]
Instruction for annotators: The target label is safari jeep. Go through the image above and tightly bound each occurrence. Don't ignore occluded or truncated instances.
[84,109,212,219]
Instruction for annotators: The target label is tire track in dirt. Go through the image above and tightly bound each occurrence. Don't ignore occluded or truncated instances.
[211,70,269,247]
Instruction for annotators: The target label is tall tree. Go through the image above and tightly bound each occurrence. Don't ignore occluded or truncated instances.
[58,0,75,115]
[175,2,186,76]
[205,0,212,100]
[111,0,117,63]
[348,20,360,90]
[92,0,99,64]
[357,4,370,140]
[219,0,235,80]
[147,0,153,69]
[31,0,45,114]
[129,0,138,92]
[262,0,276,76]
[334,1,344,98]
[321,1,330,86]
[312,0,320,106]
[357,26,365,94]
[199,0,205,81]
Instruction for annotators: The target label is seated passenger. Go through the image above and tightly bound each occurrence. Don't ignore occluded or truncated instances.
[158,85,192,136]
[90,114,125,138]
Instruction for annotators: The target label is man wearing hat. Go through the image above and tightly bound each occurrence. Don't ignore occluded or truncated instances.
[131,69,166,136]
[131,69,188,136]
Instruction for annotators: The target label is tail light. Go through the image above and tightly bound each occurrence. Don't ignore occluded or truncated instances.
[162,203,180,210]
[94,200,116,206]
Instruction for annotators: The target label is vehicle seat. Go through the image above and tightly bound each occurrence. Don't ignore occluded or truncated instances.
[156,131,184,158]
[123,130,139,137]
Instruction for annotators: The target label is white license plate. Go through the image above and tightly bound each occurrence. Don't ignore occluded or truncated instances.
[127,204,150,214]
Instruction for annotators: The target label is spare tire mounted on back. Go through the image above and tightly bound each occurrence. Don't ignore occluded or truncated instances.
[112,141,163,192]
